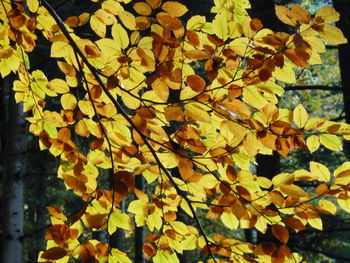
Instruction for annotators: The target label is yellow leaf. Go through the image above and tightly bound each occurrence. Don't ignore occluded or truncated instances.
[185,103,211,123]
[51,42,70,58]
[170,221,189,235]
[108,209,132,234]
[94,8,115,25]
[275,5,297,26]
[157,152,179,168]
[272,173,294,186]
[112,23,129,49]
[90,15,106,37]
[316,6,340,23]
[28,0,39,13]
[153,250,179,263]
[180,199,193,217]
[212,12,228,40]
[102,0,124,15]
[79,100,95,118]
[338,198,350,213]
[319,199,336,215]
[118,11,136,30]
[221,211,239,229]
[306,135,320,153]
[293,104,308,128]
[310,161,330,182]
[121,91,140,110]
[161,1,188,17]
[308,215,322,230]
[279,184,307,198]
[61,93,77,110]
[320,24,347,45]
[128,199,146,214]
[109,248,132,263]
[47,79,70,94]
[186,15,206,30]
[273,63,296,83]
[242,86,268,110]
[319,134,342,151]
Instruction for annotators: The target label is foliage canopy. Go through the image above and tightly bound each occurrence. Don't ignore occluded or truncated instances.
[0,0,349,262]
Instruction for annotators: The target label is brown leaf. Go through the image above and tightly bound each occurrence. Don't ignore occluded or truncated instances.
[184,50,210,60]
[142,243,157,260]
[65,16,80,27]
[291,4,311,24]
[272,224,289,243]
[226,165,237,182]
[146,0,162,9]
[156,13,182,30]
[84,44,101,58]
[259,68,272,82]
[186,30,200,47]
[250,18,263,31]
[41,247,67,260]
[187,74,206,92]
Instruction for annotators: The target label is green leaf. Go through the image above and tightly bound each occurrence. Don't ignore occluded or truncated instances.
[43,120,57,138]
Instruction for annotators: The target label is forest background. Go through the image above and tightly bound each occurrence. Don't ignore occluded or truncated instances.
[1,0,350,262]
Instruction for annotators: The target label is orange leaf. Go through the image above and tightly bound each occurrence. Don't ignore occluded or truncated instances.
[161,1,188,17]
[275,5,297,26]
[272,224,289,244]
[133,2,152,16]
[46,206,67,221]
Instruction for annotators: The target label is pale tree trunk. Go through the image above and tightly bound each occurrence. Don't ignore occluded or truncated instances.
[1,76,26,263]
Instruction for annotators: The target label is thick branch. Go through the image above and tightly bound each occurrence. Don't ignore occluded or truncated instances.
[291,244,350,261]
[285,85,342,91]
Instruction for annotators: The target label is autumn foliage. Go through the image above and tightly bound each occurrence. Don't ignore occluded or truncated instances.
[1,0,349,262]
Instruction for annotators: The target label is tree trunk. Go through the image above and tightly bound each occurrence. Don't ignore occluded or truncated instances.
[1,76,26,263]
[333,0,350,156]
[249,0,281,244]
[134,175,146,263]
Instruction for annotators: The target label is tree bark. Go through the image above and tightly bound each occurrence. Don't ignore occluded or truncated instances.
[333,0,350,156]
[1,76,26,263]
[249,0,281,244]
[134,175,146,263]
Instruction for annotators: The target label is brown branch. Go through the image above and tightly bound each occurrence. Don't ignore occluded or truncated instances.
[291,244,350,261]
[285,85,342,91]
